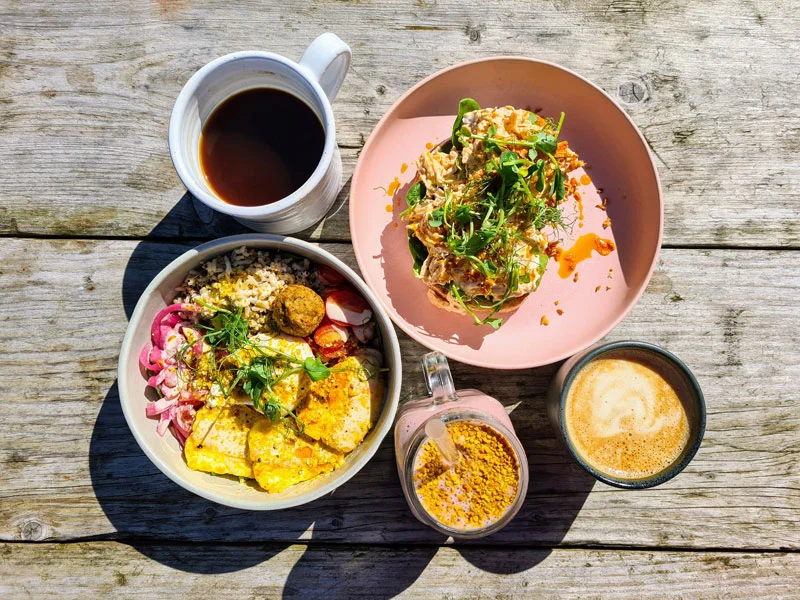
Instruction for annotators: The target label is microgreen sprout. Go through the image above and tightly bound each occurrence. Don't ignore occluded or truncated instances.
[403,101,574,327]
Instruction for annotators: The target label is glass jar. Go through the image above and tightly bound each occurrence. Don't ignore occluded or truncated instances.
[394,352,529,538]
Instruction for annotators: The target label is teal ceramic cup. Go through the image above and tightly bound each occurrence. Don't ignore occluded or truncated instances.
[546,341,705,489]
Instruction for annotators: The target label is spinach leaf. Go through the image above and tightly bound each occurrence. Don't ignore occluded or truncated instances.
[454,205,473,225]
[405,181,426,209]
[464,230,490,255]
[452,98,480,150]
[499,150,520,186]
[408,232,429,277]
[534,160,547,193]
[551,166,565,201]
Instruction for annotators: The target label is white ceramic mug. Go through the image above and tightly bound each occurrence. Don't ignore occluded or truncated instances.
[169,33,351,233]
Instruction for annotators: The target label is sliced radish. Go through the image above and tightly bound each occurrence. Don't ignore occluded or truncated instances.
[326,289,372,326]
[352,322,376,344]
[317,264,345,286]
[314,323,349,348]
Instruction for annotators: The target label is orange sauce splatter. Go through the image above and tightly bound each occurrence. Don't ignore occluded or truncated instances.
[425,142,433,150]
[385,204,394,212]
[595,285,602,292]
[556,233,616,279]
[540,315,549,326]
[400,163,408,174]
[570,177,579,187]
[393,222,399,228]
[554,300,559,306]
[387,177,401,196]
[556,309,564,316]
[579,173,592,185]
[574,190,585,229]
[573,272,580,283]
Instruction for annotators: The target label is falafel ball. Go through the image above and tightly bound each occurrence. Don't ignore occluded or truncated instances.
[272,284,325,337]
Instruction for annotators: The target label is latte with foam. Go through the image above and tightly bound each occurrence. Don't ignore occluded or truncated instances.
[564,350,692,480]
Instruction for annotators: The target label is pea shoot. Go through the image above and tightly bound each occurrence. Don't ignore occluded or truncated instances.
[403,100,573,328]
[177,302,337,429]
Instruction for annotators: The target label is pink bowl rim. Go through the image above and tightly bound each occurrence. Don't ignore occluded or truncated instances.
[350,56,664,369]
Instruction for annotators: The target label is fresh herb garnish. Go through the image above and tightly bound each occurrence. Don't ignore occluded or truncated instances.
[404,102,572,327]
[303,356,331,382]
[452,98,481,150]
[178,303,342,426]
[408,232,429,277]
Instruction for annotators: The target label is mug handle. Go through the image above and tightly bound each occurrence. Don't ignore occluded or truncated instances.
[299,33,352,101]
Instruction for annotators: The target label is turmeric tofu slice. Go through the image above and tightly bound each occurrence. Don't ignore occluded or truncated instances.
[248,419,343,493]
[184,404,264,478]
[296,354,384,454]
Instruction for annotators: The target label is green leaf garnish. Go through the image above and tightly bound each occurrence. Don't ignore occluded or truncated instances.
[402,102,573,329]
[408,232,429,277]
[303,357,331,382]
[428,207,444,227]
[528,131,558,154]
[452,98,480,150]
[406,181,425,209]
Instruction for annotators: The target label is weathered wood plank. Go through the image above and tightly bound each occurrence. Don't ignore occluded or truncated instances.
[0,239,797,549]
[0,1,798,245]
[1,542,797,599]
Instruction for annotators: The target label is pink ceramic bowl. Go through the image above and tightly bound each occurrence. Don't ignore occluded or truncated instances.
[349,57,662,369]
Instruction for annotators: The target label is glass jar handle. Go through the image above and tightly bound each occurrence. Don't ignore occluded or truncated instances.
[422,351,458,405]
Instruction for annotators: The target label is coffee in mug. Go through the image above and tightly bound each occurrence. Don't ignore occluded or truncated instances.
[546,341,705,489]
[169,33,351,233]
[564,348,692,480]
[199,88,326,207]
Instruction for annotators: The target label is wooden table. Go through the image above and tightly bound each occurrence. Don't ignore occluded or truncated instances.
[1,1,798,597]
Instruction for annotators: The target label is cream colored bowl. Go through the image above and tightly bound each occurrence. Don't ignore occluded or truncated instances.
[118,234,402,510]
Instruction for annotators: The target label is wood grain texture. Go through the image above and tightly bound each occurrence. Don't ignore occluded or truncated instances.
[0,1,798,245]
[0,239,797,549]
[1,542,798,600]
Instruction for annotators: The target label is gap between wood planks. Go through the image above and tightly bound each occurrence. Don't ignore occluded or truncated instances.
[0,232,798,253]
[3,539,797,554]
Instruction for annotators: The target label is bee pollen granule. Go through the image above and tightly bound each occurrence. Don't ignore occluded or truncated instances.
[412,421,519,531]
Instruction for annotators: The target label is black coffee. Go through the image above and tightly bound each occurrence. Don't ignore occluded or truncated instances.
[199,88,325,207]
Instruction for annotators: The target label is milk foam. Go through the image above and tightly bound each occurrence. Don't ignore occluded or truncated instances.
[565,351,691,480]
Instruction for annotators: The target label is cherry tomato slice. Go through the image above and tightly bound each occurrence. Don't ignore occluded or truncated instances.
[313,323,349,348]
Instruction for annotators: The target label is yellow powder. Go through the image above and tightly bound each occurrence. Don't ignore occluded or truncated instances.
[412,421,519,531]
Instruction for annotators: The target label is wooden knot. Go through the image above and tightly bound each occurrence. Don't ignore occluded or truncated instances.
[20,518,47,541]
[464,24,482,44]
[618,79,650,105]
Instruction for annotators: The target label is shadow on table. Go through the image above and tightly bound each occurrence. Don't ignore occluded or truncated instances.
[92,189,436,596]
[93,191,592,595]
[90,382,436,595]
